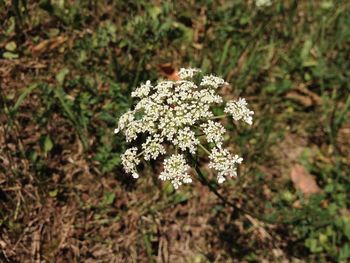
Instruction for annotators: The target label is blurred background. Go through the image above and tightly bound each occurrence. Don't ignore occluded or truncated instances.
[0,0,350,262]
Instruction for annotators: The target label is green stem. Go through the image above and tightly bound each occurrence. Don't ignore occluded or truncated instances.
[209,114,227,120]
[198,143,211,155]
[137,151,145,158]
[189,155,305,225]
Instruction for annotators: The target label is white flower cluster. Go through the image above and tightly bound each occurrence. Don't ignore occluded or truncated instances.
[200,75,229,89]
[178,68,201,80]
[201,120,226,147]
[131,80,152,98]
[121,147,140,179]
[208,148,243,184]
[159,154,192,189]
[224,98,254,125]
[116,68,254,189]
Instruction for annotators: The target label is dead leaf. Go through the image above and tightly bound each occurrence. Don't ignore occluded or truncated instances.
[295,85,322,105]
[31,36,67,55]
[290,164,321,196]
[286,84,322,107]
[159,63,180,81]
[286,92,313,107]
[293,200,302,209]
[31,225,42,263]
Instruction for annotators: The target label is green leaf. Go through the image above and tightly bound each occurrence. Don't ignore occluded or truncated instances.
[305,238,323,253]
[48,28,60,37]
[339,243,350,260]
[148,6,162,20]
[318,233,328,245]
[5,17,16,35]
[11,84,39,116]
[335,94,350,130]
[5,41,17,51]
[301,39,313,61]
[56,68,70,85]
[143,233,154,260]
[49,189,58,197]
[3,52,19,59]
[163,181,174,194]
[172,193,189,204]
[53,86,89,151]
[321,1,334,10]
[342,217,350,240]
[43,135,53,153]
[103,192,116,205]
[302,58,318,67]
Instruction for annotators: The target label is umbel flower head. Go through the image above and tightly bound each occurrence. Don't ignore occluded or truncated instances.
[116,68,254,189]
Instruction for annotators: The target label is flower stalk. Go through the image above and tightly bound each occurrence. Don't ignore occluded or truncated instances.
[209,114,227,120]
[191,156,317,225]
[191,155,273,224]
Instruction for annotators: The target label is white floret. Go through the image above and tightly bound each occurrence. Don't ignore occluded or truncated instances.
[201,120,226,147]
[121,147,140,178]
[224,98,254,125]
[173,127,199,154]
[159,154,192,189]
[142,134,166,160]
[131,80,152,98]
[208,147,243,183]
[124,120,143,142]
[115,110,134,134]
[200,75,229,89]
[178,68,201,80]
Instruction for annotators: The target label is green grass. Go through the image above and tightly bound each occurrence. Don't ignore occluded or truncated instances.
[1,0,350,262]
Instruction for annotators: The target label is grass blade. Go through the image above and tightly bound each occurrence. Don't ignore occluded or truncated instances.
[53,87,89,151]
[11,83,38,116]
